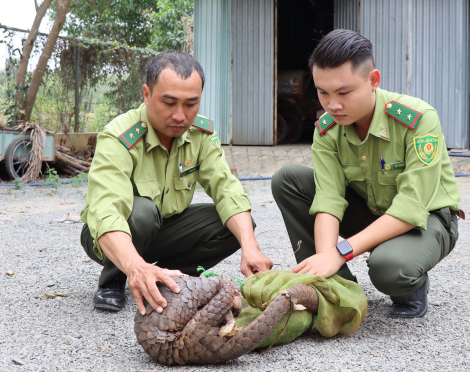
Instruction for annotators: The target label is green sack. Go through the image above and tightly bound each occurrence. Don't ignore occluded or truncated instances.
[235,270,367,349]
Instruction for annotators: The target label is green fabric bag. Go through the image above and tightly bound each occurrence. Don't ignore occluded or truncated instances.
[235,270,367,349]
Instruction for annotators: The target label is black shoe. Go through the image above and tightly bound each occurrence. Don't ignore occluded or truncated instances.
[389,273,430,319]
[94,277,126,311]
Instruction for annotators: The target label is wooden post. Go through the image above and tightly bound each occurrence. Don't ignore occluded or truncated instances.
[74,45,80,132]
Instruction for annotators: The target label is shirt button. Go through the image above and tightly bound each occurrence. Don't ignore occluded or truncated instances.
[372,208,377,213]
[368,183,372,187]
[166,188,169,194]
[187,182,191,187]
[361,155,367,160]
[394,178,397,183]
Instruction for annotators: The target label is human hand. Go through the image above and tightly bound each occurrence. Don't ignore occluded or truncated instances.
[240,247,273,277]
[292,248,345,278]
[127,262,183,315]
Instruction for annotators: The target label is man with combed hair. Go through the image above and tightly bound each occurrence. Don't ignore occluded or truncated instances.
[272,29,462,318]
[81,50,273,315]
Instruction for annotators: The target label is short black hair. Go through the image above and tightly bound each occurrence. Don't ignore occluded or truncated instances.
[308,29,375,73]
[146,50,205,93]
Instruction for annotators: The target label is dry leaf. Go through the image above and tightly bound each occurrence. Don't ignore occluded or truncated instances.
[47,193,53,196]
[39,248,48,252]
[6,270,14,276]
[44,292,67,299]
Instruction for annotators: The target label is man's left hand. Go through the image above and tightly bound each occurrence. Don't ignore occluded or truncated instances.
[240,248,273,277]
[292,247,345,278]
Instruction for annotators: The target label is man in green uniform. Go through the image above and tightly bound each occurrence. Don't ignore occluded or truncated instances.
[81,50,273,315]
[272,29,463,318]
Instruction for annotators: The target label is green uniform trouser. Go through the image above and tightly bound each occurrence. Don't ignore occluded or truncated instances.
[81,197,242,287]
[272,164,459,303]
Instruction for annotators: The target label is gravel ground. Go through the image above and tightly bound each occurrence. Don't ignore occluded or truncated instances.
[1,179,470,372]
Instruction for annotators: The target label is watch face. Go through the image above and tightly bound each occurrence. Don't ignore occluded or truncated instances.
[337,240,353,256]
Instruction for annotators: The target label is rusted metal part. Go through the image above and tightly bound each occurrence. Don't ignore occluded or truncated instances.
[134,276,319,365]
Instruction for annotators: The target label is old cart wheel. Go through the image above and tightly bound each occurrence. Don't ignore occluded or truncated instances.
[282,113,303,143]
[5,137,32,180]
[277,114,288,143]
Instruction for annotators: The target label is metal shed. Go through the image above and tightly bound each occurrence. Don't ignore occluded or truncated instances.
[194,0,470,148]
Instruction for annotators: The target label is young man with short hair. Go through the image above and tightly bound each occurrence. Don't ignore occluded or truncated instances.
[272,29,462,318]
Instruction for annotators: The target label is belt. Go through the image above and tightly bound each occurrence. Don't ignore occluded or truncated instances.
[451,209,466,220]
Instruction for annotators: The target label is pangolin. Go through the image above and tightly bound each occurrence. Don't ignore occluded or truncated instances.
[134,275,319,365]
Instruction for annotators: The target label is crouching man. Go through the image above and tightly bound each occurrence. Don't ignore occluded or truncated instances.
[81,50,273,315]
[272,30,462,318]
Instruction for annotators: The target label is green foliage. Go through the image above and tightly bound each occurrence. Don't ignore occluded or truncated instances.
[44,168,61,188]
[150,0,194,52]
[55,0,158,48]
[71,172,88,187]
[13,178,23,190]
[2,0,194,132]
[2,84,28,127]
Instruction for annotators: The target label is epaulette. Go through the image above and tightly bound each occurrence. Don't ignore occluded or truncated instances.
[118,121,148,150]
[314,113,336,135]
[192,115,213,134]
[385,101,423,129]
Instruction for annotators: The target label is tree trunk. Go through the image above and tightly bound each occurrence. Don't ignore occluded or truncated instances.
[16,0,53,108]
[23,0,71,122]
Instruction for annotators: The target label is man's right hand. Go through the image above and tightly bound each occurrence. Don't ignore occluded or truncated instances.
[127,262,182,315]
[98,231,182,315]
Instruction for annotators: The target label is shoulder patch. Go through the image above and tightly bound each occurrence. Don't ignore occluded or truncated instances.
[413,134,439,165]
[314,113,336,135]
[385,101,423,130]
[210,131,223,152]
[192,115,213,134]
[118,121,148,150]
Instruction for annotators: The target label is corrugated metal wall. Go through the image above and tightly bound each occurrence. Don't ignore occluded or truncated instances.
[359,0,469,148]
[409,0,469,148]
[231,0,275,145]
[194,0,232,144]
[360,0,409,94]
[334,0,359,32]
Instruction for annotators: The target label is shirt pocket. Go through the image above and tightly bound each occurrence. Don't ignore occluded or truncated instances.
[377,170,402,186]
[377,170,402,207]
[174,175,197,210]
[343,165,366,196]
[135,180,161,203]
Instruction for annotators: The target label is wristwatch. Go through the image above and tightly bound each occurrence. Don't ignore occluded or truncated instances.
[336,240,354,262]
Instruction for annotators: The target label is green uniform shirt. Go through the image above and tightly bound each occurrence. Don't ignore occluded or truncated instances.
[310,87,460,230]
[81,104,251,260]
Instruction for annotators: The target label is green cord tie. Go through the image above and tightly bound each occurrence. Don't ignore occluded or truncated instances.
[197,266,244,290]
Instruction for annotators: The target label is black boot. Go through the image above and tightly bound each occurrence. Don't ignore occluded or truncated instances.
[389,273,429,318]
[94,277,126,311]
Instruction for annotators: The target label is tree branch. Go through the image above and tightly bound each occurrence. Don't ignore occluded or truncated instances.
[16,0,53,108]
[23,0,71,121]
